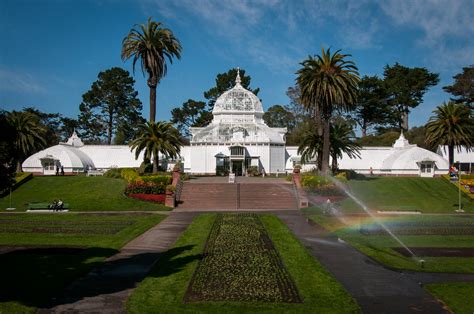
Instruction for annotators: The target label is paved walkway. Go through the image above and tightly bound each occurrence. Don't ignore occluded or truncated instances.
[39,212,196,314]
[275,210,472,314]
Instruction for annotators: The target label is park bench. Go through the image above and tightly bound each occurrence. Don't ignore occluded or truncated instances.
[27,202,70,210]
[87,170,104,176]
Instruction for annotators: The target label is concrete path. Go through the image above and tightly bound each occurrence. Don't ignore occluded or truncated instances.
[39,212,196,314]
[275,210,458,314]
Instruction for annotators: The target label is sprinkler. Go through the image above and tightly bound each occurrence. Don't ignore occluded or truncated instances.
[419,259,425,269]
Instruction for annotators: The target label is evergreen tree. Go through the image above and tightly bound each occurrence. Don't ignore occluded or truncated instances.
[443,65,474,109]
[78,67,143,144]
[383,63,439,131]
[171,99,212,137]
[204,68,259,109]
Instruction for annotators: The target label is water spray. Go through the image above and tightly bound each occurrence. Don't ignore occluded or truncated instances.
[328,176,419,261]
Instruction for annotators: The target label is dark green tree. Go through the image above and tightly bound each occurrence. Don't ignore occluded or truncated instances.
[425,101,473,165]
[129,121,182,173]
[0,111,17,191]
[78,67,143,144]
[297,48,360,174]
[443,65,474,108]
[58,117,80,141]
[204,68,260,109]
[171,99,213,137]
[7,111,47,172]
[383,63,439,131]
[122,18,182,122]
[23,107,62,146]
[263,105,295,131]
[352,75,394,136]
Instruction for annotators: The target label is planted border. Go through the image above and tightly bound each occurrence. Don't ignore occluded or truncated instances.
[184,213,302,303]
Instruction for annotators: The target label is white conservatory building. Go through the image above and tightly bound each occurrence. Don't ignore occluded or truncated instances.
[22,70,461,177]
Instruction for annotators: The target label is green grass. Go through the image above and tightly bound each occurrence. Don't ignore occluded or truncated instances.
[0,176,171,211]
[338,177,474,213]
[308,211,474,273]
[128,214,360,313]
[0,213,165,312]
[426,282,474,314]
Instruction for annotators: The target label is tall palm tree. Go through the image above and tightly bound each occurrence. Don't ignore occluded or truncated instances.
[129,121,181,174]
[7,111,47,172]
[122,18,182,122]
[296,48,359,175]
[425,101,473,165]
[298,120,360,173]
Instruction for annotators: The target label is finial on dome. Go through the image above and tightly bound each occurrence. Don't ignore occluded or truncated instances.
[235,67,241,85]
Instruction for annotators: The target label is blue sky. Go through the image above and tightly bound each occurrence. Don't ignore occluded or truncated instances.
[1,0,473,131]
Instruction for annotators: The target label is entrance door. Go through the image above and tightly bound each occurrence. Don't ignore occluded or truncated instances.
[232,160,244,176]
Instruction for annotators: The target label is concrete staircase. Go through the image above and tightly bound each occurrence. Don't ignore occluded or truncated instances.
[177,182,298,211]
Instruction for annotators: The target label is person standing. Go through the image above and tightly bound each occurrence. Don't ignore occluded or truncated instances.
[61,166,65,176]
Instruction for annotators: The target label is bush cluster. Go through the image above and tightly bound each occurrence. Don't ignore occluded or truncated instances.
[300,175,331,189]
[125,182,167,195]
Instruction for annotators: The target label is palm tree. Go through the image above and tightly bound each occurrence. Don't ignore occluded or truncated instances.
[425,101,473,165]
[7,111,47,172]
[329,120,361,172]
[129,121,181,173]
[298,120,360,173]
[296,48,359,175]
[122,18,182,122]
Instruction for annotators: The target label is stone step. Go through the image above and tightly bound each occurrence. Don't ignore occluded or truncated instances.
[177,182,297,210]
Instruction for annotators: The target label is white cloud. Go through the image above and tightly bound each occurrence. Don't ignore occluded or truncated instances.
[0,68,46,94]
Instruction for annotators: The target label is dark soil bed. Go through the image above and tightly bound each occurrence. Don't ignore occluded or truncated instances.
[184,213,302,303]
[393,247,474,257]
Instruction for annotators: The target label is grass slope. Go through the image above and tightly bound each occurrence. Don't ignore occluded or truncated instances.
[309,212,474,273]
[0,213,165,312]
[339,177,474,213]
[426,282,474,314]
[0,176,170,211]
[127,214,359,313]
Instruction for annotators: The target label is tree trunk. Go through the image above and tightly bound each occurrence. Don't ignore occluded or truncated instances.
[361,122,367,137]
[331,152,338,173]
[321,119,331,175]
[314,104,323,136]
[150,86,156,123]
[317,148,323,171]
[402,107,409,131]
[153,153,159,174]
[16,161,22,173]
[107,112,113,145]
[448,145,454,166]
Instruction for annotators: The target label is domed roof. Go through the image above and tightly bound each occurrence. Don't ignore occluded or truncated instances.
[22,144,95,169]
[212,69,263,114]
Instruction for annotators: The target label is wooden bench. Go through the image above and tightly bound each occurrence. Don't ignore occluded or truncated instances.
[28,202,70,210]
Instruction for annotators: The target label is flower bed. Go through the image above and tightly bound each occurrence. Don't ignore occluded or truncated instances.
[127,193,166,203]
[185,213,302,303]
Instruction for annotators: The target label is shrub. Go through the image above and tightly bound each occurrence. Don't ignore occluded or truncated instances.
[301,175,331,189]
[141,175,172,185]
[125,181,166,195]
[138,161,153,175]
[104,168,122,179]
[121,168,141,183]
[247,166,260,176]
[285,174,293,182]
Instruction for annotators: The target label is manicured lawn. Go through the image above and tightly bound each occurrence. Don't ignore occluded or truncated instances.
[308,210,474,273]
[128,213,360,313]
[0,176,171,211]
[426,282,474,314]
[0,213,165,312]
[338,177,474,213]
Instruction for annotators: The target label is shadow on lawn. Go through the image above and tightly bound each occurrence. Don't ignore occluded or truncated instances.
[0,245,200,310]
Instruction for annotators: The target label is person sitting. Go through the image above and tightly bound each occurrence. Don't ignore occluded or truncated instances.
[56,199,64,211]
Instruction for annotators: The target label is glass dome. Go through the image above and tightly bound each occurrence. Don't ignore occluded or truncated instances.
[212,69,263,114]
